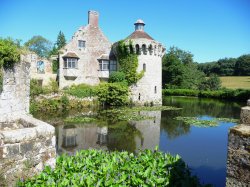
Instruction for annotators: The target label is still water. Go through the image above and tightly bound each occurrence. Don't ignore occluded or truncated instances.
[34,96,244,187]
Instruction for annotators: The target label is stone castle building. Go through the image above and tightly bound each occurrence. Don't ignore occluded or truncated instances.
[59,10,165,104]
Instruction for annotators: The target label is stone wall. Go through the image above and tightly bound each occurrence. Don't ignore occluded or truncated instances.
[0,60,30,122]
[226,100,250,186]
[0,58,56,186]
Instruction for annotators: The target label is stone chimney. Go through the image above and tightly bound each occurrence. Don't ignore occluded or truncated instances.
[88,10,99,27]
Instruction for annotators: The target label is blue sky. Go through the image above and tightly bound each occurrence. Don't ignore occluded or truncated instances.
[0,0,249,63]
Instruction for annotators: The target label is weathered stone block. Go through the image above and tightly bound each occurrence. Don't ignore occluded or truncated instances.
[240,106,250,125]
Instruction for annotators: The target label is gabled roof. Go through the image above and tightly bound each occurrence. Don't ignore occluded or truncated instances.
[126,30,154,40]
[62,52,79,59]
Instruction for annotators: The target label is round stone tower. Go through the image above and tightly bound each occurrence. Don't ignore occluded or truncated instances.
[124,19,165,105]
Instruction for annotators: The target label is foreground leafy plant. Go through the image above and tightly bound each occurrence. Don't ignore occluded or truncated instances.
[175,116,239,127]
[18,149,207,187]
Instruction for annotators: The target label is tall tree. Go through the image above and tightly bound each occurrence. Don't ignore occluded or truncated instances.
[56,31,66,50]
[24,35,52,58]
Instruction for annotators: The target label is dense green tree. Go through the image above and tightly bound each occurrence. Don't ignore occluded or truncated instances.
[162,47,205,89]
[24,35,52,58]
[217,58,236,76]
[235,54,250,76]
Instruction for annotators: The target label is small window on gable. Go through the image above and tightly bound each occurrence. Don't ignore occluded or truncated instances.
[37,61,45,74]
[78,40,85,48]
[143,63,146,72]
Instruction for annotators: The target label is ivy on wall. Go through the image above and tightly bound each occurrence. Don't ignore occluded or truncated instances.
[114,40,144,85]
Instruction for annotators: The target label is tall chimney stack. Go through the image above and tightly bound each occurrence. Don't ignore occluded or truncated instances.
[88,10,99,27]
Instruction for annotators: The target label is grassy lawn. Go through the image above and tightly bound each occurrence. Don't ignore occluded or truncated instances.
[220,76,250,89]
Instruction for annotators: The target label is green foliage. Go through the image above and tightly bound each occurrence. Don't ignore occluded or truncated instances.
[52,60,59,73]
[18,149,205,187]
[0,68,3,93]
[30,78,58,98]
[24,35,52,58]
[49,31,66,56]
[162,47,205,89]
[163,88,250,101]
[108,71,126,83]
[64,116,96,124]
[30,79,43,98]
[0,38,21,69]
[198,54,250,76]
[175,116,238,127]
[96,82,129,106]
[199,74,221,91]
[235,54,250,76]
[114,40,143,85]
[65,84,98,98]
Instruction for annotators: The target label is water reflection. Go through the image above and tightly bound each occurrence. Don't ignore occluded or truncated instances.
[56,111,161,154]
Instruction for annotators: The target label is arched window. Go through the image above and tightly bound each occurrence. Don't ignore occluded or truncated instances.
[37,61,45,74]
[138,93,141,101]
[148,44,153,55]
[154,45,157,55]
[129,44,134,54]
[136,44,140,55]
[143,63,146,71]
[142,44,147,55]
[154,86,157,94]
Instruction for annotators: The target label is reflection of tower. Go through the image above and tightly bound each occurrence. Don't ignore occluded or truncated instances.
[132,111,161,151]
[62,125,77,148]
[96,127,108,145]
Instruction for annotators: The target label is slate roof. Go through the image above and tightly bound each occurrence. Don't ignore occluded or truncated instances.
[126,30,154,40]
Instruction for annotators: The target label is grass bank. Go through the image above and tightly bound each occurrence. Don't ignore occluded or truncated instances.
[220,76,250,89]
[163,89,250,101]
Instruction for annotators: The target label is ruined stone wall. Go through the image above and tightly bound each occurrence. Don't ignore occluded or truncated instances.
[0,58,56,185]
[226,100,250,186]
[28,53,56,86]
[0,59,30,122]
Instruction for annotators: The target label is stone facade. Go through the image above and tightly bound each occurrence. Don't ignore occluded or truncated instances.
[59,10,112,89]
[58,10,165,105]
[28,53,56,86]
[226,100,250,186]
[0,57,56,185]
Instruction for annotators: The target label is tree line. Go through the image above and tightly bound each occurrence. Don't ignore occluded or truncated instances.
[197,54,250,76]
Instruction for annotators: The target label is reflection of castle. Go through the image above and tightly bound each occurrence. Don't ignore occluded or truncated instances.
[57,124,108,155]
[56,111,161,154]
[132,111,161,151]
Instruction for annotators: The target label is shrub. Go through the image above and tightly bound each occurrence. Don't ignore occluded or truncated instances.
[65,84,98,98]
[108,71,126,83]
[96,82,129,106]
[30,79,43,98]
[17,149,205,187]
[199,74,221,91]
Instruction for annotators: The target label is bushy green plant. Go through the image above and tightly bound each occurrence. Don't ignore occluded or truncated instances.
[30,79,43,98]
[108,71,126,83]
[199,74,221,91]
[18,149,205,187]
[0,38,21,69]
[65,84,98,98]
[96,82,129,106]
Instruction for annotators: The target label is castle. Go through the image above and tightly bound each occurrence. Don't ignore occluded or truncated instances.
[59,10,165,105]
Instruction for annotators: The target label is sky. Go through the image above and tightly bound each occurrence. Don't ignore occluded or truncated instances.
[0,0,249,63]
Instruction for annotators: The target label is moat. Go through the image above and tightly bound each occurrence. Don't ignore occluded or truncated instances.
[34,96,244,187]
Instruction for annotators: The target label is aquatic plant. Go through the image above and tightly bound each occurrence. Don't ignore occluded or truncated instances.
[174,116,239,127]
[17,149,206,186]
